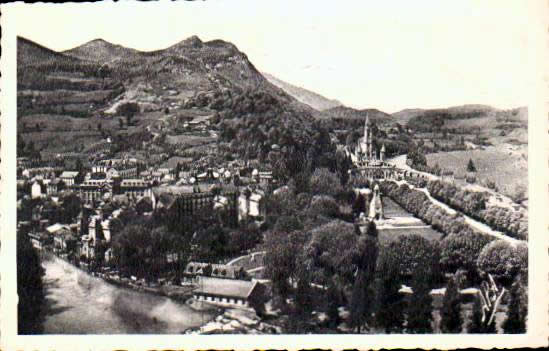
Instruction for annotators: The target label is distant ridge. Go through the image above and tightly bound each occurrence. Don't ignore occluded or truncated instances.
[263,72,342,111]
[320,105,393,124]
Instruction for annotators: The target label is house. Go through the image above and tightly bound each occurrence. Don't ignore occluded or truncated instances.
[88,216,111,242]
[60,171,80,186]
[183,262,247,283]
[92,165,109,174]
[28,232,51,250]
[54,230,77,253]
[238,190,265,220]
[81,235,95,259]
[31,180,42,199]
[192,276,267,310]
[152,171,163,183]
[46,223,74,252]
[47,178,65,195]
[119,179,152,198]
[80,179,113,204]
[107,167,138,180]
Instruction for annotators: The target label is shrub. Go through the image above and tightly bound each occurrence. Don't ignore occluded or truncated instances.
[477,240,527,286]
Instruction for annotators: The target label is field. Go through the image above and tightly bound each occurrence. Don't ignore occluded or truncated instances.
[425,145,527,199]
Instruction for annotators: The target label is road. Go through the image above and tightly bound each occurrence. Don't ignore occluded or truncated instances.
[40,257,213,334]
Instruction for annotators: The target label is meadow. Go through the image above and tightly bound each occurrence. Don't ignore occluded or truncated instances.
[425,146,527,199]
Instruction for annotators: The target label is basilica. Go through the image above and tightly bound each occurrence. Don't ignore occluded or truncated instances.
[349,115,386,167]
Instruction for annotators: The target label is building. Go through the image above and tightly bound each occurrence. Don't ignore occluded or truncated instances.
[88,216,111,243]
[238,190,266,221]
[92,165,109,174]
[119,179,152,198]
[60,171,80,186]
[47,178,65,195]
[31,180,42,199]
[80,179,113,204]
[352,114,386,166]
[192,276,267,310]
[183,262,247,283]
[28,232,51,250]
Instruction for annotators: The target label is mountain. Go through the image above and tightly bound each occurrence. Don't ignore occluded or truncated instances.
[17,35,329,161]
[262,73,342,111]
[320,106,393,125]
[17,36,80,67]
[63,38,139,63]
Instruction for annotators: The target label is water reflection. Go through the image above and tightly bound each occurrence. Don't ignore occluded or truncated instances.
[41,257,213,334]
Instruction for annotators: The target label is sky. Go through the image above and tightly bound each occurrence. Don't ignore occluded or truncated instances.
[7,0,537,113]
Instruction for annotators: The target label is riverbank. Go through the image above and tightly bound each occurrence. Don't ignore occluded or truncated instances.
[40,255,216,334]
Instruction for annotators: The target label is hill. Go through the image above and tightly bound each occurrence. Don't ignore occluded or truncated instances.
[17,36,81,68]
[63,39,139,63]
[393,104,527,141]
[262,72,342,111]
[17,35,331,166]
[321,106,393,125]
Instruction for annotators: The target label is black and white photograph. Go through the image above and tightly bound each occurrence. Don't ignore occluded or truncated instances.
[1,1,547,349]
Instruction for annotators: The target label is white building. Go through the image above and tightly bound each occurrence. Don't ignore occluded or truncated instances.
[31,181,42,199]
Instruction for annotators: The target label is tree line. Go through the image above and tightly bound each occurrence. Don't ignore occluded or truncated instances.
[427,180,528,240]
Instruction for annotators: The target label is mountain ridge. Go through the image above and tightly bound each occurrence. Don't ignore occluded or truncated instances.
[262,72,342,111]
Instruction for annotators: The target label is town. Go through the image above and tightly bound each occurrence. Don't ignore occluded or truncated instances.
[17,110,528,334]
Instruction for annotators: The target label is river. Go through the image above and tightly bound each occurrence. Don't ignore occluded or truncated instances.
[40,256,214,334]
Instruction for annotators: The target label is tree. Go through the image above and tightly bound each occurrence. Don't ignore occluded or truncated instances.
[440,231,493,282]
[60,192,82,224]
[477,240,526,286]
[469,295,485,333]
[352,193,367,217]
[502,274,527,333]
[118,102,140,126]
[380,234,441,282]
[440,275,462,333]
[349,224,379,332]
[467,158,477,172]
[264,230,308,301]
[309,168,343,197]
[17,233,45,334]
[406,267,434,333]
[349,271,369,333]
[308,195,340,219]
[375,264,405,333]
[98,64,112,85]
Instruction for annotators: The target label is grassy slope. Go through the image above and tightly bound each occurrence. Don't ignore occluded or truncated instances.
[425,146,528,198]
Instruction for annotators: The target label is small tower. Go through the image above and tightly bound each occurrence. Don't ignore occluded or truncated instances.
[368,184,384,220]
[380,143,386,162]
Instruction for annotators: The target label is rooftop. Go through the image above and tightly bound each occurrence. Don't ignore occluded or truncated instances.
[194,276,258,299]
[60,171,79,178]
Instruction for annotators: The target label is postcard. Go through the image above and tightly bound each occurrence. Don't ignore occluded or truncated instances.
[1,1,548,349]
